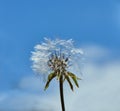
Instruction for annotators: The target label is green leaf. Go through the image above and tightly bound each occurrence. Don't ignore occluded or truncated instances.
[65,75,74,91]
[44,72,56,90]
[67,72,81,88]
[72,76,79,88]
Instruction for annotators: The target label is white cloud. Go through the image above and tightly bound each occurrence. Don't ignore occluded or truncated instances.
[0,90,58,111]
[82,45,110,61]
[0,45,120,111]
[68,61,120,111]
[0,93,7,102]
[19,76,44,91]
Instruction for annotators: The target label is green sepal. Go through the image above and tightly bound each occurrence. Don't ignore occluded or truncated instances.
[56,72,61,80]
[67,72,81,88]
[44,72,56,90]
[65,75,74,91]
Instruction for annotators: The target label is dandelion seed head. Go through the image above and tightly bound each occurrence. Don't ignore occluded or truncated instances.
[30,38,83,76]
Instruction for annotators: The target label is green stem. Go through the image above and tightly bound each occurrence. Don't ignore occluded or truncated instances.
[59,75,65,111]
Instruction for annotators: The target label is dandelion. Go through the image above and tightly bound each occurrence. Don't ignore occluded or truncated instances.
[30,38,83,111]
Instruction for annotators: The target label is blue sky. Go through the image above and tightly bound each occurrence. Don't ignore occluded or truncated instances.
[0,0,120,111]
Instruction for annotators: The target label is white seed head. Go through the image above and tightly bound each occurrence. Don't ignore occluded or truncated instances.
[30,38,83,76]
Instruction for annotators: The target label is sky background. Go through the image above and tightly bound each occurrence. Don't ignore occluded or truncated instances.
[0,0,120,111]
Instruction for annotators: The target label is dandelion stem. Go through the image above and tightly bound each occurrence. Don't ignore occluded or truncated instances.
[59,75,65,111]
